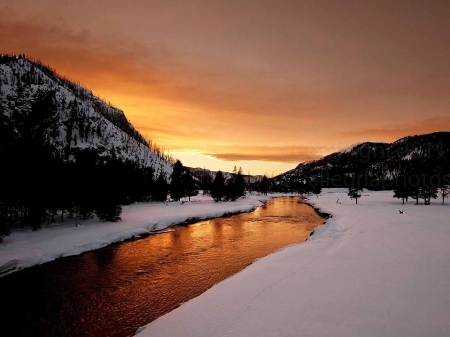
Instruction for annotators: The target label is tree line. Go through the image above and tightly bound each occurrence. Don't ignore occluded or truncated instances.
[0,90,170,241]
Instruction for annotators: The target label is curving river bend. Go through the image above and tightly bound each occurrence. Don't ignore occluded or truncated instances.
[1,197,325,337]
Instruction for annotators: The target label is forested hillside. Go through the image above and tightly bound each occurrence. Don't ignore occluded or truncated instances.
[273,132,450,204]
[0,55,174,239]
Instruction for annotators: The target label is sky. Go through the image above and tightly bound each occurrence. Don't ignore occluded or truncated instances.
[1,0,450,175]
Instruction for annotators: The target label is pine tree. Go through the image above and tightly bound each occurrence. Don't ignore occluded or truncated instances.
[393,168,411,204]
[184,172,198,201]
[200,168,213,195]
[440,183,450,205]
[153,172,169,201]
[260,175,269,195]
[234,167,246,199]
[170,160,185,201]
[211,171,226,202]
[95,159,123,222]
[312,184,322,197]
[348,187,362,204]
[0,204,12,242]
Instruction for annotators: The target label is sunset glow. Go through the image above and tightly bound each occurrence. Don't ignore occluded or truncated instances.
[2,0,450,174]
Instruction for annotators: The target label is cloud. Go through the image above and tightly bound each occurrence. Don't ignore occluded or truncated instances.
[0,11,326,121]
[210,152,316,163]
[341,117,450,142]
[1,4,450,173]
[204,145,326,163]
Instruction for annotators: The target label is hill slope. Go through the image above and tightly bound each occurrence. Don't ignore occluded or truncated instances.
[274,132,450,189]
[0,54,172,177]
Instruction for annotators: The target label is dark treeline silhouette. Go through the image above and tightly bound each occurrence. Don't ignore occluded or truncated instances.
[210,166,246,202]
[188,167,269,198]
[0,140,170,240]
[169,160,199,202]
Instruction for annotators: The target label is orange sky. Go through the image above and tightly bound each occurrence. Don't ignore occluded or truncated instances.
[1,0,450,175]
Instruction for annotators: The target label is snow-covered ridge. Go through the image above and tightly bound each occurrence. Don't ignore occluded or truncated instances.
[275,132,450,186]
[339,141,362,153]
[0,56,172,176]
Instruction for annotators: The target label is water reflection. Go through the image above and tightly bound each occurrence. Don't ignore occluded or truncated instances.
[1,197,324,337]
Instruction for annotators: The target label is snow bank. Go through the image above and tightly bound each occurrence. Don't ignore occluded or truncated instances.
[0,194,289,276]
[137,190,450,337]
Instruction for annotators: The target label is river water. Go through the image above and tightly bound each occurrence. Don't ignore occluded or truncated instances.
[1,197,325,337]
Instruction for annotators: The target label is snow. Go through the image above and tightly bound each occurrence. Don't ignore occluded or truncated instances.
[136,190,450,337]
[0,59,173,176]
[0,193,290,276]
[340,142,362,153]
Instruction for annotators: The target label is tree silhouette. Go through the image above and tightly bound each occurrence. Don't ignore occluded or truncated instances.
[153,172,169,202]
[312,184,322,198]
[170,160,186,201]
[260,175,269,195]
[348,187,362,204]
[184,172,198,201]
[211,171,226,202]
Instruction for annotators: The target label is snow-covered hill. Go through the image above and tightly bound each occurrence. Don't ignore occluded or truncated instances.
[274,132,450,188]
[0,55,172,177]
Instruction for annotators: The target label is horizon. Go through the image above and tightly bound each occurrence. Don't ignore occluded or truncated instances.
[2,1,450,175]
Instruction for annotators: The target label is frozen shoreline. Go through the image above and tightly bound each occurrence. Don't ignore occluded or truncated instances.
[137,190,450,337]
[0,193,291,276]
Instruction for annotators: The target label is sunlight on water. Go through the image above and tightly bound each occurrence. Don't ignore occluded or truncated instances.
[1,197,324,337]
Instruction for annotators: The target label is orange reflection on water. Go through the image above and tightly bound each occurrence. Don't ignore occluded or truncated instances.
[1,197,324,337]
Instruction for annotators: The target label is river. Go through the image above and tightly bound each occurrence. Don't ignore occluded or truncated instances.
[1,196,325,337]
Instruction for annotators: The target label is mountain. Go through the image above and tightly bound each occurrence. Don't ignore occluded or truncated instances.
[273,132,450,190]
[0,55,174,234]
[187,167,263,183]
[186,167,264,193]
[0,54,172,177]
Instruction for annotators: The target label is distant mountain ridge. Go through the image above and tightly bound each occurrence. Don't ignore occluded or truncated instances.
[274,132,450,189]
[187,167,263,184]
[0,54,172,177]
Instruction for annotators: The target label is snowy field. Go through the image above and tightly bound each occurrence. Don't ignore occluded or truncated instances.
[137,190,450,337]
[0,193,290,276]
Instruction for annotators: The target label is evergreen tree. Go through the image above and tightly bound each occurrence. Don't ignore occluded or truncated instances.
[200,168,213,195]
[260,175,269,195]
[95,159,123,222]
[211,171,226,202]
[234,167,246,199]
[419,185,438,205]
[0,204,12,243]
[170,160,185,201]
[153,172,169,201]
[184,172,198,201]
[73,149,99,220]
[440,183,450,205]
[347,168,364,205]
[312,184,322,197]
[348,187,363,204]
[225,167,246,201]
[393,167,412,204]
[96,203,122,222]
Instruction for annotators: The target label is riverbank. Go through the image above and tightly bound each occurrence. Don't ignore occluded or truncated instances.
[137,190,450,337]
[0,193,290,276]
